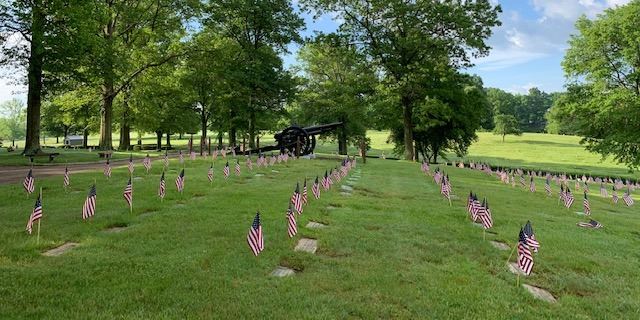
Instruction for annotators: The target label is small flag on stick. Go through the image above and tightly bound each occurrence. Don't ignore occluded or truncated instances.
[247,212,264,256]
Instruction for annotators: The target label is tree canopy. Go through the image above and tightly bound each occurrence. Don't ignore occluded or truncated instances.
[556,1,640,168]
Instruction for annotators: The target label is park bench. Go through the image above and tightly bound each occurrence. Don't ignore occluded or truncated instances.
[27,152,60,162]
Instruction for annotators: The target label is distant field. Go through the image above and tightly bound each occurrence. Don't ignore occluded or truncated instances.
[0,156,637,318]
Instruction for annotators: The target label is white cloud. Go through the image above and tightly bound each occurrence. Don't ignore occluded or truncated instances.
[507,82,541,94]
[473,0,631,72]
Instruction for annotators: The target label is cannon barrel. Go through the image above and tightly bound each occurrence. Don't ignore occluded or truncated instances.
[302,122,343,135]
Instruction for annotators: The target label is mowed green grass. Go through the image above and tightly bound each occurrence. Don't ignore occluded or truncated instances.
[0,157,638,318]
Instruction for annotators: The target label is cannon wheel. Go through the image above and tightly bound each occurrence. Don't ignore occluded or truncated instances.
[278,126,311,156]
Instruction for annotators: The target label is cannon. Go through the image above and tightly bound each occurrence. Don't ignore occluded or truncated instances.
[242,122,343,156]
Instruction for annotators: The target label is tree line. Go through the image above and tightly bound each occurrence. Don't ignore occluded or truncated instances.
[0,0,504,162]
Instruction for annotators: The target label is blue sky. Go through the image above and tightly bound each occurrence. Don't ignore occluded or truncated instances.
[0,0,631,104]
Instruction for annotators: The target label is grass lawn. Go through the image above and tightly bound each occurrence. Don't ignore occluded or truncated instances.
[0,156,638,318]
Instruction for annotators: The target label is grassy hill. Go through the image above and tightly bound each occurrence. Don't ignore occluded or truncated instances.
[0,156,637,318]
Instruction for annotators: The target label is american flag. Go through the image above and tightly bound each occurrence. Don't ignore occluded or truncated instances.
[291,183,303,214]
[584,181,589,193]
[231,147,236,158]
[517,228,534,276]
[519,175,526,188]
[302,179,308,205]
[622,190,634,206]
[478,198,493,229]
[223,161,230,179]
[123,177,133,208]
[246,157,253,171]
[221,148,227,158]
[544,177,552,196]
[467,192,474,215]
[207,165,214,182]
[577,219,603,228]
[583,192,591,215]
[23,169,35,194]
[421,161,430,173]
[247,212,264,256]
[332,167,341,182]
[143,154,152,172]
[190,151,196,161]
[179,150,184,164]
[321,171,330,190]
[163,152,169,167]
[559,184,566,203]
[312,176,321,199]
[440,175,451,200]
[612,186,619,204]
[235,160,241,176]
[82,184,97,220]
[270,155,276,166]
[128,154,134,174]
[104,160,112,178]
[63,166,70,188]
[287,204,297,238]
[213,148,218,160]
[529,177,536,193]
[175,169,185,192]
[600,183,608,197]
[564,187,575,208]
[158,171,166,199]
[523,221,540,252]
[26,193,43,234]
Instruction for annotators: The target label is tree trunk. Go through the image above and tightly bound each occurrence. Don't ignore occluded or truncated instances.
[229,127,237,147]
[82,128,89,148]
[98,16,115,151]
[401,95,415,161]
[338,127,348,155]
[166,133,171,148]
[249,110,256,149]
[56,136,59,144]
[218,131,223,148]
[156,130,163,150]
[200,107,208,155]
[23,0,45,155]
[118,88,131,151]
[502,134,505,142]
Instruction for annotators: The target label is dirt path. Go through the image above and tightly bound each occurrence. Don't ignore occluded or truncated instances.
[0,155,176,185]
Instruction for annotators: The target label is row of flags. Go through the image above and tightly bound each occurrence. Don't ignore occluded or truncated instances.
[248,157,356,256]
[20,150,307,236]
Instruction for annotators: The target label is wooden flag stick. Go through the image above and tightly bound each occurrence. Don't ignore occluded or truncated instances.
[130,174,133,214]
[483,229,486,241]
[448,197,452,207]
[505,242,518,266]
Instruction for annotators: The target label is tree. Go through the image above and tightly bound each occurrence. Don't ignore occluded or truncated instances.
[42,87,100,147]
[0,0,92,154]
[561,1,640,168]
[493,114,521,142]
[302,0,501,160]
[294,36,376,154]
[130,63,199,150]
[206,0,304,149]
[0,98,26,143]
[79,0,197,151]
[385,72,490,163]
